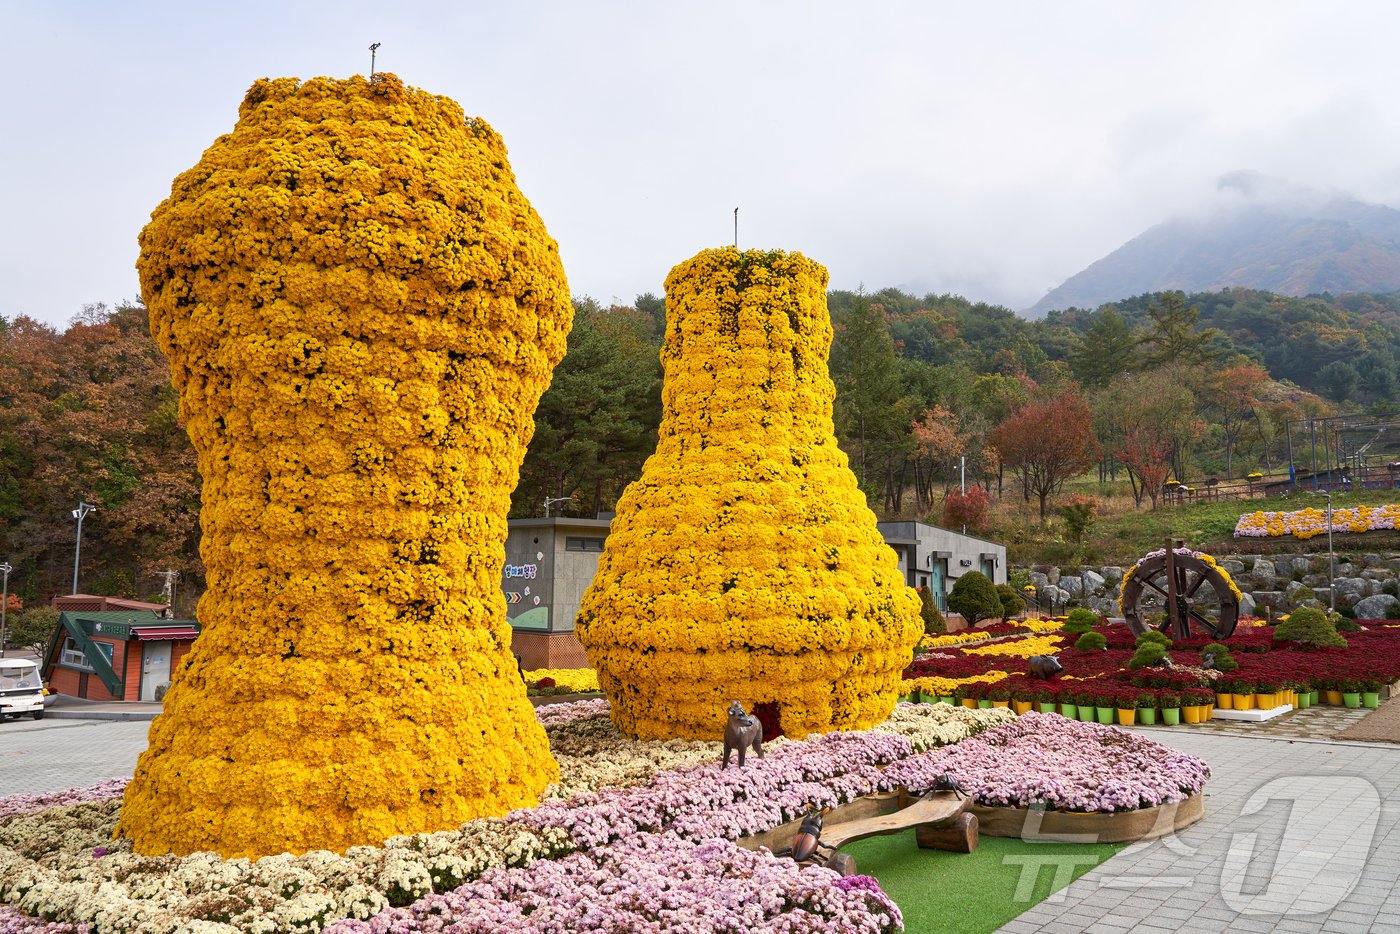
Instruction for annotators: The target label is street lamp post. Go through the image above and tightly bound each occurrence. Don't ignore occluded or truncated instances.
[71,501,96,595]
[542,495,572,517]
[0,561,11,658]
[1314,489,1335,612]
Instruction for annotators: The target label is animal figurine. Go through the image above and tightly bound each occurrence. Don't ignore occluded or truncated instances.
[1201,650,1217,670]
[1028,655,1063,679]
[790,807,826,862]
[931,773,964,795]
[721,700,764,769]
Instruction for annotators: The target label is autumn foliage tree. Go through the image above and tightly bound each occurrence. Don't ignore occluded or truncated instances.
[941,486,990,533]
[989,392,1100,520]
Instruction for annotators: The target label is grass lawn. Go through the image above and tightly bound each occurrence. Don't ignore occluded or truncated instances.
[843,831,1124,933]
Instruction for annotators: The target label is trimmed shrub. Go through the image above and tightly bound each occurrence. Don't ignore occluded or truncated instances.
[1062,607,1099,635]
[1075,631,1108,652]
[919,586,946,636]
[947,571,1003,627]
[1273,607,1348,649]
[995,583,1025,619]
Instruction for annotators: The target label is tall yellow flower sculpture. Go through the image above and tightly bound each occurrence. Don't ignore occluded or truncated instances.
[118,74,569,857]
[576,248,922,740]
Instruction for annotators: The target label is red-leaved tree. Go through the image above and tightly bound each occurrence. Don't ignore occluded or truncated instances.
[990,392,1100,521]
[941,486,991,533]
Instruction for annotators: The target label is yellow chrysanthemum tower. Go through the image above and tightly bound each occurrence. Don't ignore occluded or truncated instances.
[118,74,569,857]
[576,248,922,740]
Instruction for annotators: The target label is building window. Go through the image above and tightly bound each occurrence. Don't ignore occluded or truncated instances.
[61,637,113,671]
[565,536,605,552]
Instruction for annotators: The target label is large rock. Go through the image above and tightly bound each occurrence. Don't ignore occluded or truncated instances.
[1250,559,1276,585]
[1039,585,1069,610]
[1251,590,1283,608]
[1360,569,1392,581]
[1238,591,1256,617]
[1222,559,1246,576]
[1336,562,1356,578]
[1081,569,1106,594]
[1354,594,1400,620]
[1059,576,1084,598]
[1285,580,1310,604]
[1100,566,1124,584]
[1285,556,1312,576]
[1360,554,1384,569]
[1029,571,1049,591]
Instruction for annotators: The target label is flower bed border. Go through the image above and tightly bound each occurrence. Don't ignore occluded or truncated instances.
[971,792,1203,843]
[737,788,1204,853]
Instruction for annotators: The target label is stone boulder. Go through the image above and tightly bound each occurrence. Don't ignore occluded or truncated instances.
[1059,576,1084,598]
[1251,591,1282,609]
[1250,559,1276,585]
[1284,580,1310,604]
[1222,559,1245,576]
[1100,566,1124,584]
[1238,591,1256,618]
[1354,594,1400,621]
[1081,569,1106,594]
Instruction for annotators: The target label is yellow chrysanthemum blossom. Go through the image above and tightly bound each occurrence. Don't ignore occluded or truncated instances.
[525,668,600,693]
[576,248,923,740]
[119,74,569,858]
[964,633,1065,658]
[905,671,1009,696]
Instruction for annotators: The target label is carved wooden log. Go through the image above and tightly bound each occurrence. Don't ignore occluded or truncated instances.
[915,812,979,853]
[826,853,858,876]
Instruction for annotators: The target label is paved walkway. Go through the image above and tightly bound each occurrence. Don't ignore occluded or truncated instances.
[0,717,151,796]
[996,729,1400,934]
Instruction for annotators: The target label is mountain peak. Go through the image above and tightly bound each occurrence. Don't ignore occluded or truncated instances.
[1028,177,1400,317]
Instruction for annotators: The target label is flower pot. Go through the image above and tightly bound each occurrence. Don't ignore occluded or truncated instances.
[1012,700,1033,715]
[1095,706,1114,725]
[1324,690,1343,706]
[1205,704,1214,719]
[1161,707,1181,726]
[1363,692,1380,709]
[1232,693,1255,711]
[977,699,994,709]
[1117,708,1136,726]
[1309,691,1319,707]
[1137,708,1157,726]
[961,698,978,709]
[1216,692,1234,710]
[1037,702,1057,714]
[1297,692,1311,709]
[1077,704,1095,721]
[1182,705,1201,724]
[1254,693,1278,711]
[1059,703,1077,719]
[991,700,1009,708]
[937,695,954,705]
[1343,693,1361,709]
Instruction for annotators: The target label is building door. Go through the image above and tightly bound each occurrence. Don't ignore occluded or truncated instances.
[931,559,948,611]
[140,642,171,702]
[980,558,996,583]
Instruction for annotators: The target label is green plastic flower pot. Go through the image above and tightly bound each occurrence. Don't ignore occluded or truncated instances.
[977,699,993,709]
[937,695,954,705]
[1038,702,1057,714]
[1363,692,1379,709]
[1058,703,1076,719]
[1161,707,1181,726]
[1297,692,1311,709]
[1095,706,1114,725]
[1137,708,1157,726]
[1077,704,1095,722]
[1343,692,1361,709]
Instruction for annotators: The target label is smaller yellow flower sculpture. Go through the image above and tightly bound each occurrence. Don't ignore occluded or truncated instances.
[577,248,922,740]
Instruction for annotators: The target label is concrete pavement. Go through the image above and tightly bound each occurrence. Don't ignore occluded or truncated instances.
[995,729,1400,934]
[0,716,151,796]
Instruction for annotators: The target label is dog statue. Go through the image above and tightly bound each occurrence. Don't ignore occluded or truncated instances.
[1028,654,1063,679]
[722,700,764,769]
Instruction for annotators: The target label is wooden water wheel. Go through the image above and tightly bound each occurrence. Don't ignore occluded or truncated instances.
[1121,541,1240,640]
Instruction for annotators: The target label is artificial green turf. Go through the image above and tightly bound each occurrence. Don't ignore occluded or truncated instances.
[842,831,1125,934]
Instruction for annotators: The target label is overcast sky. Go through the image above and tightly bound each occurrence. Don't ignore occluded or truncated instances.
[6,1,1400,328]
